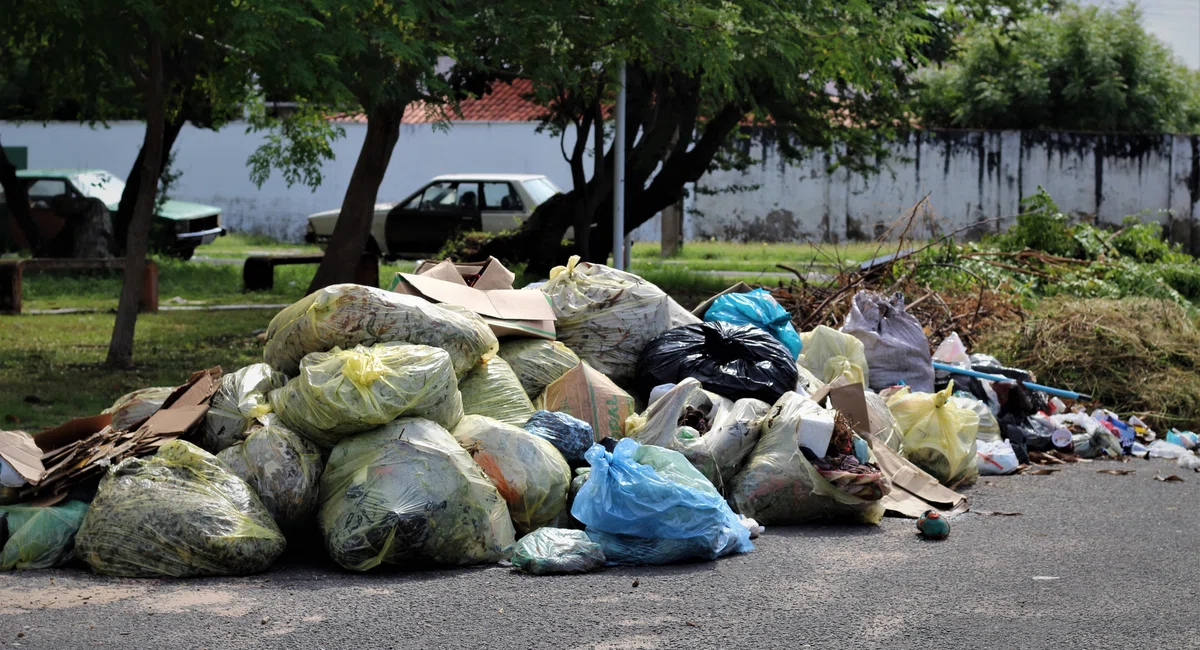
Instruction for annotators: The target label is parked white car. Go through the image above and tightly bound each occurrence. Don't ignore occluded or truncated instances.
[304,173,564,258]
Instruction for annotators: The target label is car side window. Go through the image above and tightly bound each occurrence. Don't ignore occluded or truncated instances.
[25,179,70,207]
[481,182,523,212]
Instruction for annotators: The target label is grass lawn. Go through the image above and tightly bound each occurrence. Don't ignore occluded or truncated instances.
[0,310,275,431]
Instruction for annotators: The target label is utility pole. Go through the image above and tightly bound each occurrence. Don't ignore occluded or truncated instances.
[612,63,626,270]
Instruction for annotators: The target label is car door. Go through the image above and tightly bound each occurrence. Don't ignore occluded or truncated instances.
[384,180,481,255]
[18,178,74,248]
[479,181,528,232]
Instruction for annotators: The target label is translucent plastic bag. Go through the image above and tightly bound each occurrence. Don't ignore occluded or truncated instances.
[200,363,287,453]
[319,418,515,571]
[75,440,285,577]
[729,392,887,524]
[540,256,671,384]
[522,410,595,465]
[216,414,324,531]
[511,528,605,575]
[571,438,752,565]
[799,326,870,386]
[623,378,768,491]
[864,390,904,453]
[498,339,580,400]
[888,383,980,486]
[0,500,89,570]
[452,415,571,535]
[104,386,173,432]
[270,342,463,448]
[954,395,1000,443]
[703,288,802,359]
[458,358,536,427]
[263,284,499,377]
[842,291,934,393]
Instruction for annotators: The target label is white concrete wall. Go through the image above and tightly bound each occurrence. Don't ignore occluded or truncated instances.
[693,130,1200,251]
[0,120,592,241]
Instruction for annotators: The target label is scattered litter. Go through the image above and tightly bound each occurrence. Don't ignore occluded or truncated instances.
[1032,576,1060,581]
[1096,469,1135,476]
[1155,474,1186,482]
[973,510,1022,516]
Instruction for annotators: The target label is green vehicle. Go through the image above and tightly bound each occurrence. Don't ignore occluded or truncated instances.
[2,169,225,259]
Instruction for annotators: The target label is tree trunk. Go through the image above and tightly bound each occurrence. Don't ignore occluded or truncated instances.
[106,31,166,370]
[0,135,40,254]
[113,114,185,253]
[307,100,406,293]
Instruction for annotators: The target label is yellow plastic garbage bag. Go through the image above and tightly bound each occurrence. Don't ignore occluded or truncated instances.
[270,342,463,448]
[623,378,769,492]
[729,392,888,524]
[200,363,288,453]
[75,440,285,577]
[799,326,870,386]
[217,414,324,531]
[540,256,672,384]
[498,339,580,400]
[319,418,515,571]
[452,415,571,535]
[888,383,980,486]
[263,284,498,377]
[458,358,536,428]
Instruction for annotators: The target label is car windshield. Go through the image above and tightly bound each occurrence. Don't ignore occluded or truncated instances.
[72,171,127,205]
[522,178,562,206]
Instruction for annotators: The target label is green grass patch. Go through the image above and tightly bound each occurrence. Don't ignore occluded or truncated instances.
[194,232,321,259]
[0,309,276,431]
[630,240,908,265]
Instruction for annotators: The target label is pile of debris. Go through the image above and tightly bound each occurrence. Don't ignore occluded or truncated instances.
[0,255,1181,577]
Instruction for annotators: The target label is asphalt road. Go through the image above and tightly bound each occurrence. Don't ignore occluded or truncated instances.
[1,460,1197,650]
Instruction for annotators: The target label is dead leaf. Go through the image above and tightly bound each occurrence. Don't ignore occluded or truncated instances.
[974,510,1022,516]
[1155,475,1185,482]
[1097,469,1135,475]
[631,579,639,588]
[1024,468,1060,475]
[686,622,701,628]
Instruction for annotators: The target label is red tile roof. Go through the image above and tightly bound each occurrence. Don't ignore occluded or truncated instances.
[329,79,546,124]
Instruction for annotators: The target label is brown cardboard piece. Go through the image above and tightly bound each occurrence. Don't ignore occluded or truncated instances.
[812,376,969,518]
[691,282,753,318]
[539,362,636,441]
[0,430,46,486]
[389,258,556,339]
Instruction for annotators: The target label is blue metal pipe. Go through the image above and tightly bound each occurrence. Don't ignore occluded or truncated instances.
[932,361,1092,401]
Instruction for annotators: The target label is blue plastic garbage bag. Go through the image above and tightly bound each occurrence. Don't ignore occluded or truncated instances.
[704,289,802,359]
[571,438,752,564]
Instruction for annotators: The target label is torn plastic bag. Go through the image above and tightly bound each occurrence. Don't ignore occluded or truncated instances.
[263,284,499,377]
[636,321,798,404]
[799,326,870,386]
[75,441,285,577]
[888,383,980,486]
[452,415,571,535]
[497,339,580,400]
[269,342,463,448]
[976,439,1020,475]
[104,386,173,432]
[458,358,537,427]
[0,501,89,570]
[571,438,752,565]
[511,527,605,575]
[522,411,595,465]
[703,288,802,359]
[200,363,288,453]
[842,291,934,393]
[216,414,324,531]
[729,392,888,524]
[622,378,768,491]
[539,256,671,384]
[319,418,515,571]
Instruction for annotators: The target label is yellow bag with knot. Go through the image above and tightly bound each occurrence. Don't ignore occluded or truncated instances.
[888,382,979,486]
[799,325,870,385]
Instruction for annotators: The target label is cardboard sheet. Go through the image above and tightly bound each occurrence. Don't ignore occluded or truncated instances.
[539,362,636,441]
[0,429,46,485]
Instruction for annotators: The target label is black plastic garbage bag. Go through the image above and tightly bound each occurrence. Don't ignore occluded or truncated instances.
[522,411,594,465]
[636,322,798,404]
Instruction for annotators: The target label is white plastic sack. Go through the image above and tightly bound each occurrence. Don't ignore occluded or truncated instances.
[842,291,934,393]
[1148,440,1190,460]
[976,439,1020,475]
[539,256,671,384]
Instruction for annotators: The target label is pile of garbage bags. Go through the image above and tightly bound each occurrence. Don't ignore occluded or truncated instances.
[9,259,1164,581]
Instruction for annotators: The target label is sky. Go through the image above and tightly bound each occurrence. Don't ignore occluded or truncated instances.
[1083,0,1200,68]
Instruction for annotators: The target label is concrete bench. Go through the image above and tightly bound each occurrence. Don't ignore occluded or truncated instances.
[0,258,158,315]
[243,254,379,291]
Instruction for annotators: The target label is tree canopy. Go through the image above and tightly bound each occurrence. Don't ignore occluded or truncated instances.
[914,3,1200,132]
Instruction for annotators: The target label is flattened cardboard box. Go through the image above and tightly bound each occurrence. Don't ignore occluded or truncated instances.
[539,362,635,441]
[0,429,46,486]
[389,257,556,339]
